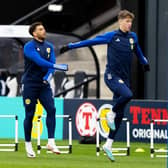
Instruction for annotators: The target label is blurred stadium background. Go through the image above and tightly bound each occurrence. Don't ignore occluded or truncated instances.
[1,0,168,99]
[0,0,167,167]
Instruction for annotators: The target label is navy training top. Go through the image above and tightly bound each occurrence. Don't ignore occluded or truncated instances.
[68,29,149,83]
[22,39,56,84]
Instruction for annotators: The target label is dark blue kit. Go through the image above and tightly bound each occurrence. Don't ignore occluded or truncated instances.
[22,39,56,141]
[67,29,149,139]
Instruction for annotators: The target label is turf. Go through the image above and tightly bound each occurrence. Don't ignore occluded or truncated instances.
[0,139,167,168]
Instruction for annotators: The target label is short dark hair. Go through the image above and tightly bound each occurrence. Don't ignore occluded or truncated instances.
[118,10,135,20]
[29,22,43,36]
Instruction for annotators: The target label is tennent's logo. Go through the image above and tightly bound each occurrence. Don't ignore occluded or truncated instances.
[75,103,97,136]
[130,106,168,125]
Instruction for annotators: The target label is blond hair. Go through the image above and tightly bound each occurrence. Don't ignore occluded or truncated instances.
[118,10,135,20]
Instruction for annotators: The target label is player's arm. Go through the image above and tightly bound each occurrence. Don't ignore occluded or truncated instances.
[24,42,68,71]
[24,42,56,69]
[60,32,115,53]
[133,33,150,71]
[43,45,56,84]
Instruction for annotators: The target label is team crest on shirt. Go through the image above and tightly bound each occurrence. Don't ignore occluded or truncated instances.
[46,48,51,53]
[46,48,51,58]
[129,38,134,50]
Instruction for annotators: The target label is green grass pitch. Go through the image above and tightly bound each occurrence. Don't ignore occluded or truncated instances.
[0,139,166,168]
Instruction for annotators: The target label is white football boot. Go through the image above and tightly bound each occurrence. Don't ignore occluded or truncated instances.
[46,143,61,154]
[102,145,115,162]
[25,142,36,158]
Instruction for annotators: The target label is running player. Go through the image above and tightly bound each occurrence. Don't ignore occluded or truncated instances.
[60,10,150,161]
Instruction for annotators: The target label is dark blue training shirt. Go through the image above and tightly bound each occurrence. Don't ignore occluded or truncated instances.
[22,39,56,84]
[68,29,148,82]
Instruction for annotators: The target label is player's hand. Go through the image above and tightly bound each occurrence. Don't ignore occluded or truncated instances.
[60,45,69,54]
[53,64,68,71]
[143,64,150,72]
